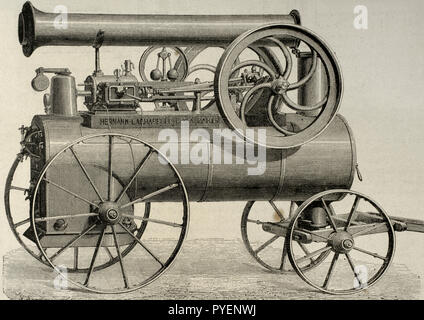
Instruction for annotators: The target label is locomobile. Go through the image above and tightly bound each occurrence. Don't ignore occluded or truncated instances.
[6,1,424,294]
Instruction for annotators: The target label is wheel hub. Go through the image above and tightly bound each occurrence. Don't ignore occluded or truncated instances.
[98,201,121,225]
[271,77,290,95]
[329,231,354,254]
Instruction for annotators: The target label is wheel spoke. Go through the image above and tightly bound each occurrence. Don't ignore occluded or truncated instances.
[267,37,292,79]
[70,146,104,202]
[323,253,339,289]
[246,218,266,225]
[267,95,296,136]
[352,246,388,261]
[295,246,332,265]
[74,247,79,270]
[279,243,289,271]
[230,60,276,78]
[289,201,296,217]
[240,82,272,123]
[254,235,280,255]
[321,199,338,231]
[282,90,327,112]
[49,223,98,261]
[115,149,154,203]
[121,214,182,228]
[268,201,285,221]
[344,196,361,231]
[111,225,130,288]
[345,253,362,287]
[297,242,311,256]
[84,225,106,286]
[104,247,114,261]
[119,222,164,267]
[120,183,179,209]
[35,213,97,222]
[288,49,317,90]
[43,178,99,208]
[108,135,113,201]
[10,185,27,192]
[14,218,30,228]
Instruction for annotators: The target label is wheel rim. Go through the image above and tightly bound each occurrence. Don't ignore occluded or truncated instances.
[5,150,154,274]
[5,153,47,264]
[215,23,343,149]
[241,200,331,273]
[30,133,189,293]
[286,189,395,294]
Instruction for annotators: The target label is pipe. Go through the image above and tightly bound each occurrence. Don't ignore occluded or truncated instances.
[19,1,301,57]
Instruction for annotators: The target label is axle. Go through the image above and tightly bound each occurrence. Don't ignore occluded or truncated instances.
[260,211,424,244]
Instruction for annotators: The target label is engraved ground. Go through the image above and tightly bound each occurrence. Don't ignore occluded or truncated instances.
[3,239,421,300]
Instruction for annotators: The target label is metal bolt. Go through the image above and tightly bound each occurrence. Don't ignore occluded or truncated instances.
[107,209,118,220]
[342,239,353,249]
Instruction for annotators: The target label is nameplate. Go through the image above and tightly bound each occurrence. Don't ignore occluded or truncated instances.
[82,113,224,129]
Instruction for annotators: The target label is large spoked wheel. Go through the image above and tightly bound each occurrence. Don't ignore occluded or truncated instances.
[215,23,343,149]
[30,133,189,293]
[5,152,46,263]
[5,150,152,273]
[286,190,395,294]
[241,200,330,273]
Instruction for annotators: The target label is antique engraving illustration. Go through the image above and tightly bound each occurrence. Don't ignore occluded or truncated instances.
[1,0,423,300]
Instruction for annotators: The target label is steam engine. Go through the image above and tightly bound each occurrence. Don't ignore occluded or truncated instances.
[8,2,419,295]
